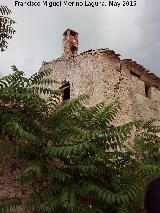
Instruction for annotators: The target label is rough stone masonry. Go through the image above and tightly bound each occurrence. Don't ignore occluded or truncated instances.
[41,28,160,125]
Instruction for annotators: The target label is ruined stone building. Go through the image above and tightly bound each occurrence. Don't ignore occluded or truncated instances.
[42,28,160,124]
[0,29,160,209]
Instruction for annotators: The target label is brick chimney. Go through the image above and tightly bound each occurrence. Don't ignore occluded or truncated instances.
[63,28,78,59]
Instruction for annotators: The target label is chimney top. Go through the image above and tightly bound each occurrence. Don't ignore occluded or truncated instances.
[62,28,78,59]
[63,28,78,36]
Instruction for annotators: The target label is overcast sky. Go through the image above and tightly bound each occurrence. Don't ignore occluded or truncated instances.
[0,0,160,77]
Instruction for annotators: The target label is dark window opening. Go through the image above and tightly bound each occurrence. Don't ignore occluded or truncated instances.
[130,71,141,78]
[145,84,150,98]
[61,82,70,101]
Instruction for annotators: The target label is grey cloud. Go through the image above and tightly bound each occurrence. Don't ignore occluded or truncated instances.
[0,0,159,77]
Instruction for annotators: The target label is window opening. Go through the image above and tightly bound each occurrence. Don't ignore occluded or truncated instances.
[61,82,70,101]
[145,84,150,98]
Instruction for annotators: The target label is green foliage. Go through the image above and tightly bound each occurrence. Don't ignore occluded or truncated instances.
[0,5,16,51]
[0,67,160,212]
[0,197,21,213]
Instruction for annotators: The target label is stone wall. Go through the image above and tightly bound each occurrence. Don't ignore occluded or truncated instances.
[130,75,145,96]
[42,49,115,107]
[102,52,134,125]
[150,87,160,102]
[42,50,133,125]
[41,49,160,124]
[127,68,160,122]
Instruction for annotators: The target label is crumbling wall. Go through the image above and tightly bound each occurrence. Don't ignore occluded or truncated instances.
[130,75,145,96]
[122,60,160,122]
[42,49,135,126]
[42,50,160,124]
[102,52,134,125]
[150,87,160,102]
[42,50,107,107]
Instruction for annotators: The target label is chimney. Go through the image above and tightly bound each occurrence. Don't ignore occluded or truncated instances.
[63,28,78,59]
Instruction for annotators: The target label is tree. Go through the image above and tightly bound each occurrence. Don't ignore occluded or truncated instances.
[0,66,160,213]
[0,5,16,51]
